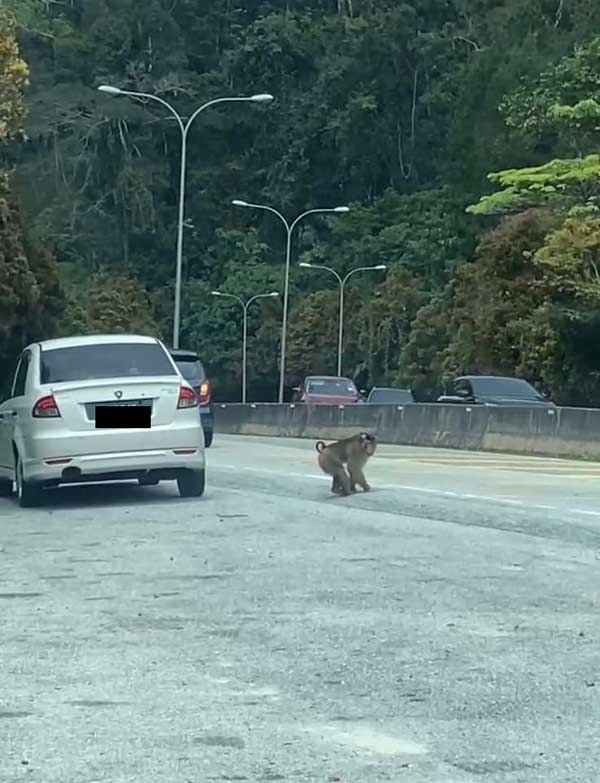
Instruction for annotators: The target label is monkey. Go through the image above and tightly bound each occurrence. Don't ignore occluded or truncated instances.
[316,432,377,496]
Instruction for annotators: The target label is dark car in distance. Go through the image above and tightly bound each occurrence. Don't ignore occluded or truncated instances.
[437,375,555,407]
[170,349,214,447]
[367,387,415,404]
[293,376,363,405]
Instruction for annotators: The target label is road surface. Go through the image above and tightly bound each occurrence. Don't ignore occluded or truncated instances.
[1,434,599,782]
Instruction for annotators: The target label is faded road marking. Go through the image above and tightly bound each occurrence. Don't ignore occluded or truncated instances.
[306,724,427,756]
[215,463,600,519]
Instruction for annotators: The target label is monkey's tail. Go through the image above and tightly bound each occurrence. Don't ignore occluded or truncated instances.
[315,441,326,453]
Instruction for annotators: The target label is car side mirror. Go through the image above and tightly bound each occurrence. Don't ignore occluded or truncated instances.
[292,386,301,393]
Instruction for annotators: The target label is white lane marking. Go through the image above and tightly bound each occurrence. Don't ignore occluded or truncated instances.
[214,462,600,518]
[569,509,600,518]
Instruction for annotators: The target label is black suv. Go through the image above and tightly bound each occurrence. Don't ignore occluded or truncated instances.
[438,375,555,407]
[170,349,214,447]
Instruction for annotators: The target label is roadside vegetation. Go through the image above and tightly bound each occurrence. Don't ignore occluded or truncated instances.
[2,1,600,403]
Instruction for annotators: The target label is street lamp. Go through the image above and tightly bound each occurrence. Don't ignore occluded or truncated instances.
[299,263,386,376]
[98,85,274,350]
[211,290,279,403]
[232,200,350,402]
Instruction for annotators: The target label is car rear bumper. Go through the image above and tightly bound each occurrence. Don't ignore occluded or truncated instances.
[19,420,205,485]
[24,446,205,486]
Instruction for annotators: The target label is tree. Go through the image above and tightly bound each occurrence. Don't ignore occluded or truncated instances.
[398,296,451,400]
[0,14,62,393]
[0,10,28,141]
[60,273,159,337]
[358,266,428,388]
[468,38,600,216]
[0,172,63,392]
[443,210,557,376]
[177,263,282,401]
[8,0,600,401]
[525,206,600,404]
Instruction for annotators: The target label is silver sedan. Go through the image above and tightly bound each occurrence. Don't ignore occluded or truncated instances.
[0,334,206,507]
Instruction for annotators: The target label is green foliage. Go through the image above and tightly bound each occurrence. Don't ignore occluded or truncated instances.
[305,188,476,288]
[442,210,558,378]
[470,37,600,217]
[0,173,62,393]
[178,263,282,401]
[467,156,600,215]
[398,296,450,400]
[286,289,342,381]
[535,207,600,296]
[0,9,28,141]
[501,37,600,144]
[4,0,600,402]
[359,267,429,386]
[60,273,159,337]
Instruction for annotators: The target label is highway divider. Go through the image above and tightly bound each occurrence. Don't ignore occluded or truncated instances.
[214,403,600,460]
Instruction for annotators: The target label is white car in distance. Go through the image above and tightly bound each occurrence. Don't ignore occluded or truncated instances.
[0,334,206,507]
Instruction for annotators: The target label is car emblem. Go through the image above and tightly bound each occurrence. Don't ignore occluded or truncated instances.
[114,390,123,400]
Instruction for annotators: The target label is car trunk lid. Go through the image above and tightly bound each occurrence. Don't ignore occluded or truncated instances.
[46,377,182,431]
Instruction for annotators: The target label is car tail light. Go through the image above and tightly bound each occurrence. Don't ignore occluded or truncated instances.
[32,394,61,418]
[178,385,198,409]
[198,380,211,405]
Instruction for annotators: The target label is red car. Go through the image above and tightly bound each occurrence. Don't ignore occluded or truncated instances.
[293,376,363,405]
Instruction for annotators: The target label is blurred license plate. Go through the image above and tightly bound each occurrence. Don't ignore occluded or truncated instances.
[95,403,151,428]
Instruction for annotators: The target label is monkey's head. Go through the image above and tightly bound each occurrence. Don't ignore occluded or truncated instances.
[359,432,377,456]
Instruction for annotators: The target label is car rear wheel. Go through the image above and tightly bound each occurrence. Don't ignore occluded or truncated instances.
[0,477,13,497]
[203,430,213,448]
[177,469,205,498]
[15,453,42,508]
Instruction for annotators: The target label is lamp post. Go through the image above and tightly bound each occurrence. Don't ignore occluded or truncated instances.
[299,263,386,376]
[211,290,279,403]
[232,200,350,402]
[98,85,274,350]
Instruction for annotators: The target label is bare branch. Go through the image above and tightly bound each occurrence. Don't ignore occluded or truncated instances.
[453,35,484,52]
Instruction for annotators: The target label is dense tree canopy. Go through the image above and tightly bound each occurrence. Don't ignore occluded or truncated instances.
[2,1,600,403]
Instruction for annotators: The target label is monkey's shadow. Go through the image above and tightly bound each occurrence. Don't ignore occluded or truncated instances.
[322,489,378,501]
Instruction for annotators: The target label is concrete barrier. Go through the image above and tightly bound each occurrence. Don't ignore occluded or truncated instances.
[214,403,600,460]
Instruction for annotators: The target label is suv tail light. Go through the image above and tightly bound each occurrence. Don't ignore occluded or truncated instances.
[33,394,61,418]
[178,385,198,409]
[198,380,211,405]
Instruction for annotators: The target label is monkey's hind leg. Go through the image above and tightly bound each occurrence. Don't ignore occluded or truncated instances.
[333,467,352,496]
[349,467,371,492]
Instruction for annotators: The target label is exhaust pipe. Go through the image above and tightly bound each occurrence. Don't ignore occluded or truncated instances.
[62,466,82,481]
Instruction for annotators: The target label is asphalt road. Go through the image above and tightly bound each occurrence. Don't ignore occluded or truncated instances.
[1,434,599,783]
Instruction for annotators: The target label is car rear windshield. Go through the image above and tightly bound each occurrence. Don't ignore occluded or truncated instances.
[369,389,413,403]
[40,343,177,384]
[469,378,541,398]
[173,358,206,383]
[307,379,357,396]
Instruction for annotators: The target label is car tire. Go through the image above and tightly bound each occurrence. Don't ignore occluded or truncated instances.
[138,476,160,486]
[177,469,205,498]
[15,453,42,508]
[204,430,213,448]
[0,477,13,497]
